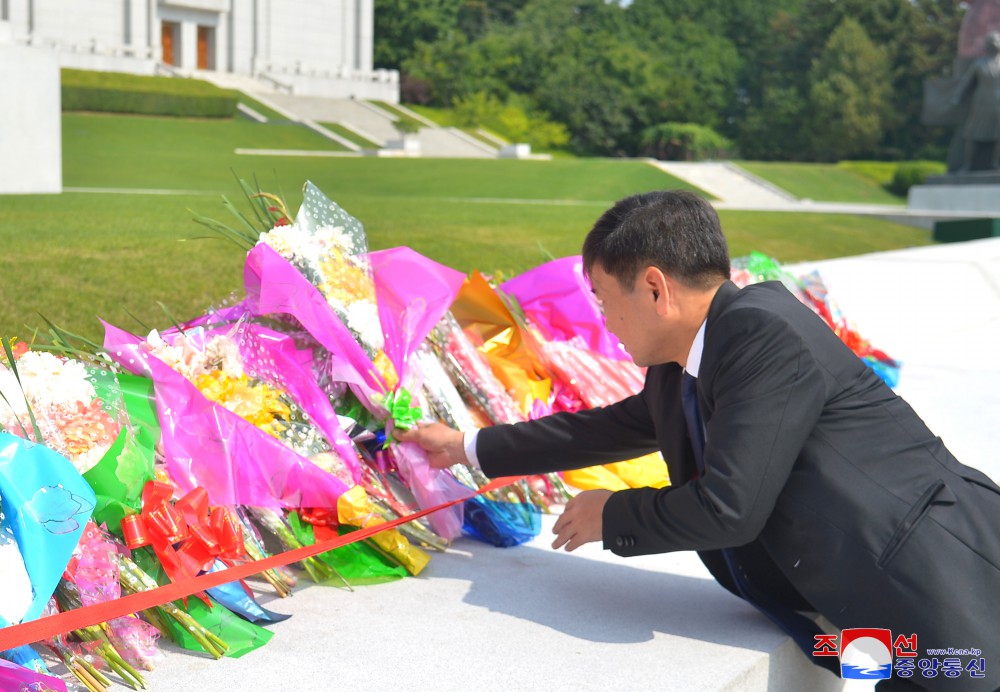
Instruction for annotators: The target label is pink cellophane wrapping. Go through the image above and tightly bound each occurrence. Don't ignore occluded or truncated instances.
[370,247,466,391]
[103,322,351,509]
[390,441,468,540]
[501,256,628,362]
[199,320,362,486]
[243,236,468,538]
[0,658,68,692]
[533,331,645,408]
[68,522,160,668]
[371,248,468,539]
[244,242,386,404]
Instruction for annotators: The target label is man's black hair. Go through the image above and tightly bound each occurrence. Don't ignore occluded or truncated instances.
[582,190,731,291]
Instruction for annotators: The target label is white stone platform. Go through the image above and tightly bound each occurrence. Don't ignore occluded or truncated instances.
[136,515,843,692]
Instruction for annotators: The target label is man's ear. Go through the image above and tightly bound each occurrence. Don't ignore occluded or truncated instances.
[641,266,670,314]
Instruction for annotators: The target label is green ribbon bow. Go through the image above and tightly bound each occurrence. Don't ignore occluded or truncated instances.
[382,388,423,446]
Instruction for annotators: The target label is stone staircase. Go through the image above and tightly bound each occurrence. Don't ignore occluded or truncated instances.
[191,69,499,158]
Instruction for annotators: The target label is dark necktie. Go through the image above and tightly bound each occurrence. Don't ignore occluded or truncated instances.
[681,373,838,674]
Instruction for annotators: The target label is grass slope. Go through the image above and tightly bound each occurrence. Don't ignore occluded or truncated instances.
[0,113,931,342]
[737,161,905,205]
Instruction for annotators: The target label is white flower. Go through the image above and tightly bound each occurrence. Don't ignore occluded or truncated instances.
[204,335,245,379]
[314,225,355,255]
[145,328,165,350]
[259,223,324,269]
[344,300,385,352]
[0,367,29,418]
[15,351,95,408]
[144,331,211,380]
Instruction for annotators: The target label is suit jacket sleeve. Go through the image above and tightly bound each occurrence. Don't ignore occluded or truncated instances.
[476,391,660,478]
[603,304,826,555]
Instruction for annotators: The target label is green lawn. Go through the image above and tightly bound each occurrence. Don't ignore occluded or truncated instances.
[718,210,929,262]
[0,113,932,343]
[737,161,906,205]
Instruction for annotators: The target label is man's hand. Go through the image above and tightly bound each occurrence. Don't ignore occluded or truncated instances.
[551,489,613,552]
[395,422,468,469]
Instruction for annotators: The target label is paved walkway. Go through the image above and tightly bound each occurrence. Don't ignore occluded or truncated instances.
[649,160,1000,227]
[649,161,798,207]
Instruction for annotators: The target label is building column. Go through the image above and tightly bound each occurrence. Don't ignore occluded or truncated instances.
[148,0,159,62]
[216,9,228,72]
[357,0,372,72]
[180,19,196,69]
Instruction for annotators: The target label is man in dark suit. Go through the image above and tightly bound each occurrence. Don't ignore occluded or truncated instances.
[400,190,1000,691]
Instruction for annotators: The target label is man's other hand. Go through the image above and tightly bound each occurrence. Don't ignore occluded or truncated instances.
[551,489,613,552]
[395,422,468,469]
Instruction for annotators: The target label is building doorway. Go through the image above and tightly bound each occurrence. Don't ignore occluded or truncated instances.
[161,21,179,65]
[197,25,215,70]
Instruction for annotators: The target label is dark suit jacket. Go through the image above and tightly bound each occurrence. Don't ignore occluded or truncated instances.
[478,280,1000,689]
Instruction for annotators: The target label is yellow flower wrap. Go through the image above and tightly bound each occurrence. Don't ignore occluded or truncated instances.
[336,486,430,576]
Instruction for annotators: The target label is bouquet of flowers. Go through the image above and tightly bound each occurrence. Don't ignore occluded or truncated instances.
[0,429,98,689]
[104,321,355,509]
[231,185,472,539]
[106,318,438,585]
[451,271,552,419]
[498,261,668,492]
[60,522,160,672]
[0,432,96,627]
[429,312,526,427]
[501,255,629,363]
[731,252,900,386]
[1,344,122,475]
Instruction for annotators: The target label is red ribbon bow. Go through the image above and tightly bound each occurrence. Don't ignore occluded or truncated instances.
[298,507,340,542]
[121,481,245,599]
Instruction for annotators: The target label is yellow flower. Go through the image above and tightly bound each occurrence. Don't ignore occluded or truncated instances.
[194,371,291,436]
[318,250,376,306]
[373,350,399,391]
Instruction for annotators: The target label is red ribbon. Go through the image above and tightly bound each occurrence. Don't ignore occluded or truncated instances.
[121,481,246,599]
[0,475,522,652]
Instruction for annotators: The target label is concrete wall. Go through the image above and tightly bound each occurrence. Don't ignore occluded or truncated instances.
[277,69,398,101]
[909,184,1000,214]
[34,0,124,47]
[0,43,61,194]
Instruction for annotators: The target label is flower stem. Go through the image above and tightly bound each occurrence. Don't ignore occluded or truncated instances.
[117,555,229,659]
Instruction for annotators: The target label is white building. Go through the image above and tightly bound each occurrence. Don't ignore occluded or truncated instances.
[0,0,398,100]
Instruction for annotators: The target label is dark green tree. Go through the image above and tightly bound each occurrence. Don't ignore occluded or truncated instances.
[792,0,965,158]
[392,0,966,159]
[806,18,892,160]
[374,0,463,70]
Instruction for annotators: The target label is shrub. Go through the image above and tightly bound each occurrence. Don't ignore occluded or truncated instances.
[452,91,569,151]
[886,161,947,197]
[838,161,898,187]
[61,69,238,118]
[640,122,733,161]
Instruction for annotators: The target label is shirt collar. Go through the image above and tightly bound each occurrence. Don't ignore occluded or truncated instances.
[685,320,707,378]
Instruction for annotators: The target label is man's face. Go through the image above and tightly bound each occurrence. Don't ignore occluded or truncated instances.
[589,264,657,366]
